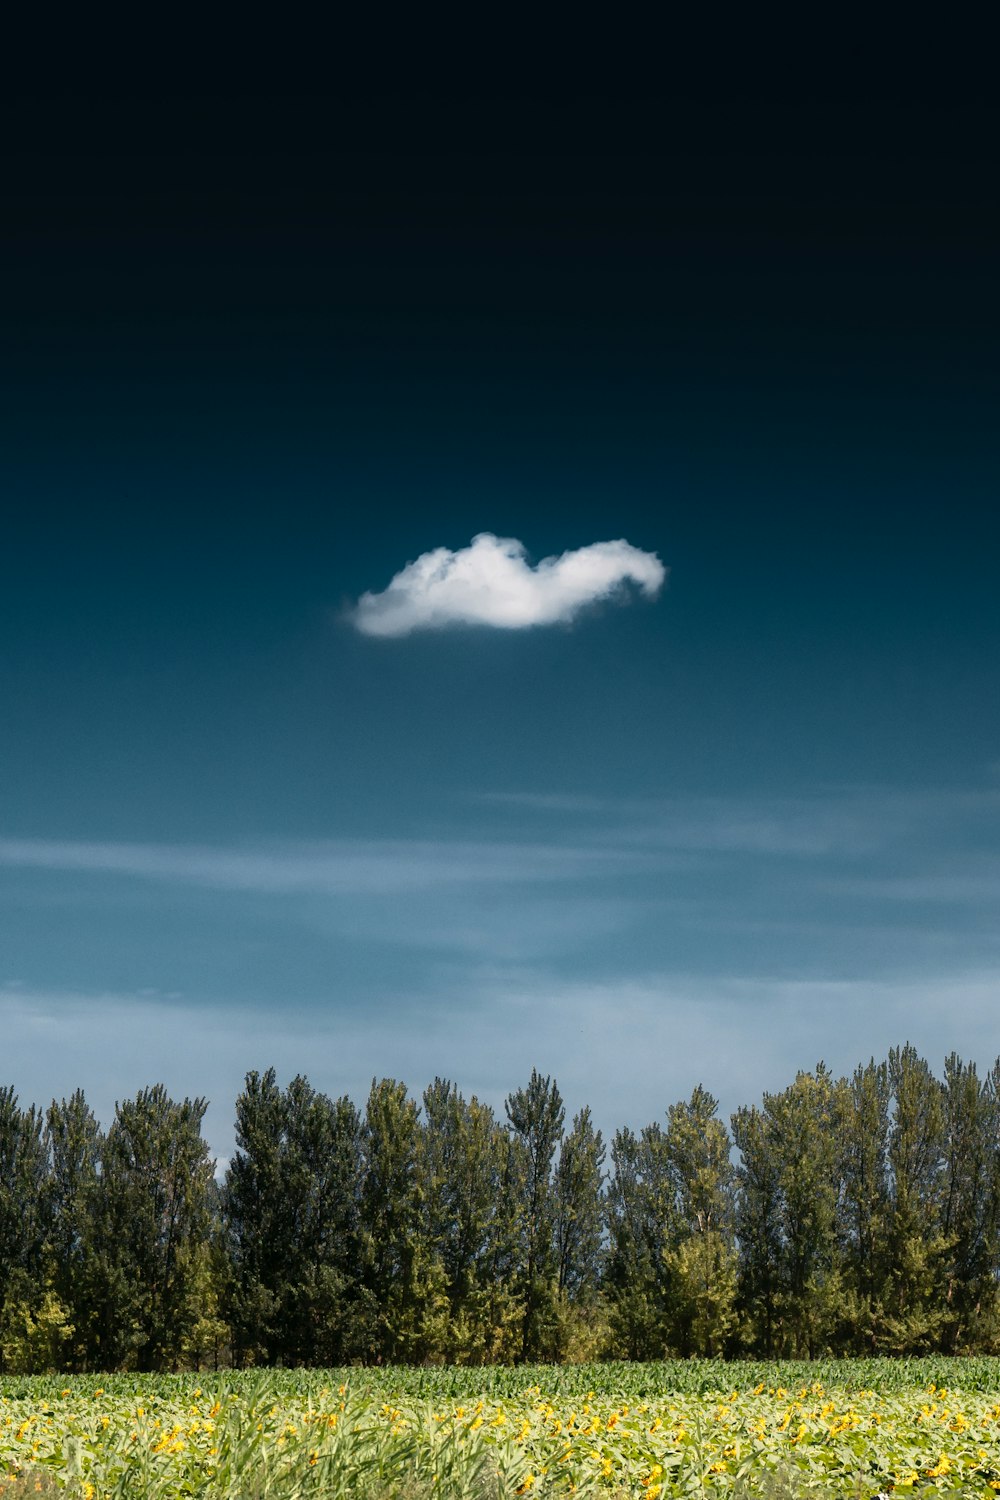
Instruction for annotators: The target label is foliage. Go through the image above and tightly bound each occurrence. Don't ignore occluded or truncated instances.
[4,1046,1000,1371]
[96,1086,216,1372]
[6,1362,1000,1496]
[224,1070,365,1367]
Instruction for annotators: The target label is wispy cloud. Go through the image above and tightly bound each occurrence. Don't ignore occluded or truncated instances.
[5,785,999,1024]
[833,869,1000,904]
[0,835,660,895]
[479,785,1000,857]
[349,533,666,637]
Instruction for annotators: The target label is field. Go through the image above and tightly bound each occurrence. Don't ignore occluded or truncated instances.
[4,1360,1000,1498]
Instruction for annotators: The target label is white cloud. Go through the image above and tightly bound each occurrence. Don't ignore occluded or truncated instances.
[350,532,666,637]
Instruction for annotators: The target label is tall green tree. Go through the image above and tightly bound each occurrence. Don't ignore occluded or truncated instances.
[662,1086,738,1356]
[361,1078,442,1362]
[552,1106,606,1357]
[734,1068,845,1362]
[732,1102,783,1357]
[224,1069,365,1366]
[45,1090,103,1370]
[554,1106,605,1300]
[835,1059,892,1351]
[420,1079,522,1362]
[0,1088,49,1371]
[505,1070,565,1360]
[766,1066,843,1356]
[604,1123,678,1357]
[882,1043,948,1350]
[939,1053,1000,1348]
[222,1067,285,1365]
[96,1085,215,1371]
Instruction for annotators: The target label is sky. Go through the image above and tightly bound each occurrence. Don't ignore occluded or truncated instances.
[2,88,999,1163]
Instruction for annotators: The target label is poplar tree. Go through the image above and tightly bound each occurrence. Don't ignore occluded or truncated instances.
[735,1071,844,1356]
[361,1078,441,1362]
[224,1070,365,1366]
[604,1123,677,1357]
[939,1053,1000,1348]
[222,1067,285,1364]
[0,1088,49,1372]
[420,1079,522,1362]
[554,1106,606,1300]
[505,1070,564,1360]
[96,1086,215,1371]
[731,1103,783,1356]
[764,1066,842,1356]
[276,1075,365,1365]
[45,1090,103,1370]
[662,1086,738,1356]
[882,1043,948,1350]
[836,1059,892,1351]
[552,1106,606,1355]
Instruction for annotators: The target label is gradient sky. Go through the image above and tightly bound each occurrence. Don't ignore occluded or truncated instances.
[2,91,999,1162]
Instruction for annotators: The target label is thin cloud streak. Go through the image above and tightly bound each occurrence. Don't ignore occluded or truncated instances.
[479,785,1000,857]
[833,871,1000,904]
[350,533,666,637]
[0,835,664,896]
[7,784,995,902]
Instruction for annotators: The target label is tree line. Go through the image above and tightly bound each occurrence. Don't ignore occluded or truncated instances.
[2,1044,1000,1372]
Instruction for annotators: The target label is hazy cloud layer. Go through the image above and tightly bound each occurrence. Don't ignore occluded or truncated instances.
[6,968,1000,1166]
[350,533,666,636]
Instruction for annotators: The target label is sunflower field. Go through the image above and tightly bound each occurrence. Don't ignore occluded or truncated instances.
[4,1359,1000,1498]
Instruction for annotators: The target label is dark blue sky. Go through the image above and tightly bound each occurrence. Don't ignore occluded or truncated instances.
[2,89,999,1158]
